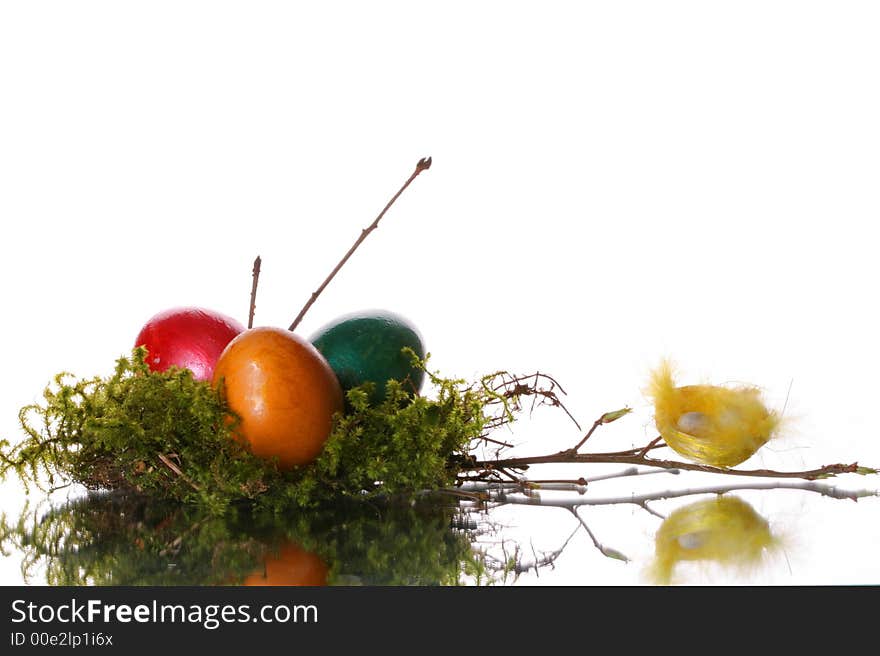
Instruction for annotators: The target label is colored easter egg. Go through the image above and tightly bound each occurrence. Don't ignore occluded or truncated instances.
[135,307,244,382]
[242,541,329,586]
[309,310,425,405]
[212,327,344,469]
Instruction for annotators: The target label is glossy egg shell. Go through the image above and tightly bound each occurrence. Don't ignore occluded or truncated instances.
[309,310,425,405]
[212,326,343,469]
[242,542,329,586]
[135,307,244,382]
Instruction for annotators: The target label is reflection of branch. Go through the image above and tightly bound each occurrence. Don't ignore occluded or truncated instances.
[460,475,877,582]
[481,524,581,581]
[568,508,629,562]
[457,478,877,510]
[456,469,659,570]
[635,501,666,520]
[476,503,631,578]
[159,517,210,558]
[480,508,630,579]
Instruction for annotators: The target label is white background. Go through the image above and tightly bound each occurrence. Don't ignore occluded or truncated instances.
[1,1,878,585]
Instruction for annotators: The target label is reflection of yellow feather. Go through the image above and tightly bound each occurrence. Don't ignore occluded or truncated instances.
[648,496,779,585]
[648,360,779,467]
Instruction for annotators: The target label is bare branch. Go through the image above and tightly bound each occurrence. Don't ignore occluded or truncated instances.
[465,371,878,484]
[248,255,261,329]
[156,453,200,491]
[468,450,869,482]
[288,157,432,332]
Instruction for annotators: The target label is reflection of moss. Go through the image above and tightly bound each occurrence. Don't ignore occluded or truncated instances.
[647,495,779,585]
[0,492,488,586]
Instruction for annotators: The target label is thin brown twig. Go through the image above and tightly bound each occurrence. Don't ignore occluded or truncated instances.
[156,453,201,491]
[479,435,515,449]
[569,417,604,454]
[468,400,876,482]
[496,467,523,484]
[468,449,866,481]
[456,467,678,495]
[479,371,582,435]
[431,488,490,502]
[288,156,432,332]
[596,442,667,457]
[637,436,664,458]
[248,255,261,329]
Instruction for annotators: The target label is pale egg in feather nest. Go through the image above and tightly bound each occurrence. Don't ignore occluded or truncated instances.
[647,360,781,468]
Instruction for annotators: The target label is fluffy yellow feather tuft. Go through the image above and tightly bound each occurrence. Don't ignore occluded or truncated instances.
[646,496,780,585]
[647,360,780,468]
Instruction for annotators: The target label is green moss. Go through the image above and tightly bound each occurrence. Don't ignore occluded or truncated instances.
[1,347,490,513]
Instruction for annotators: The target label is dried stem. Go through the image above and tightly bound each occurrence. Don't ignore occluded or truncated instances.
[478,371,583,435]
[469,450,865,481]
[569,417,603,453]
[636,436,664,458]
[456,467,678,496]
[248,255,261,329]
[156,453,201,491]
[288,156,432,332]
[467,402,876,482]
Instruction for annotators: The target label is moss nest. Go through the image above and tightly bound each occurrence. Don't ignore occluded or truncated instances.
[1,347,490,514]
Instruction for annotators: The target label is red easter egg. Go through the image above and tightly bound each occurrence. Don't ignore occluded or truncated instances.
[135,307,244,382]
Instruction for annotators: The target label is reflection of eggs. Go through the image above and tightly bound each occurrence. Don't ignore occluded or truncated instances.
[310,310,426,405]
[243,542,328,586]
[212,327,343,469]
[647,496,779,585]
[647,361,779,467]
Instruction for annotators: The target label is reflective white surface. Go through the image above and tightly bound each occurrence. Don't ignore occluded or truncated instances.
[1,1,878,585]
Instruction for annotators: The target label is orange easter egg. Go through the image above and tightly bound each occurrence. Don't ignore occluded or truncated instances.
[243,542,329,586]
[212,326,344,469]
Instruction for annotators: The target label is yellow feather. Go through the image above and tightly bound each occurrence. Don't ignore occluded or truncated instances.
[647,496,780,585]
[647,361,780,467]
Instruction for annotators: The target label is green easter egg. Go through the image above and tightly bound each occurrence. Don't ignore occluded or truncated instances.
[309,310,426,405]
